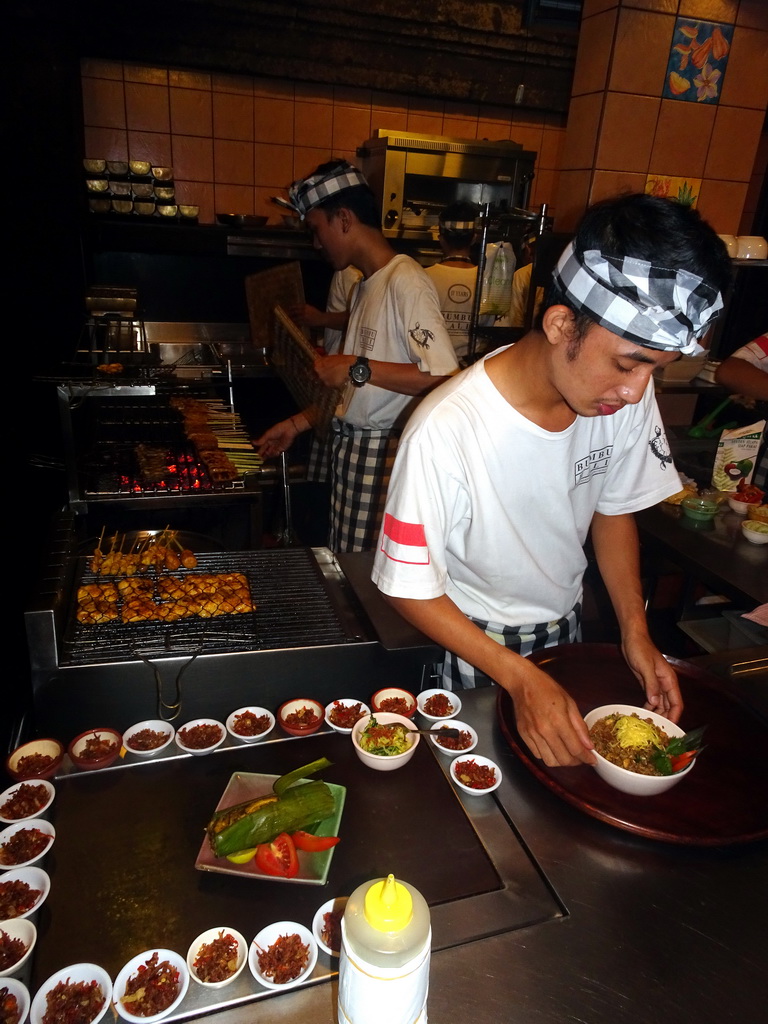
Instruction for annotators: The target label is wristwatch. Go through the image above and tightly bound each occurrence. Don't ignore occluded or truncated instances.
[349,355,372,387]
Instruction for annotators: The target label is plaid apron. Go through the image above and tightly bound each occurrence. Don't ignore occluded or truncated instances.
[441,603,581,690]
[328,419,400,553]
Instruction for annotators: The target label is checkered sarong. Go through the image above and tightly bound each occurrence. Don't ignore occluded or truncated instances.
[441,604,581,690]
[328,419,400,553]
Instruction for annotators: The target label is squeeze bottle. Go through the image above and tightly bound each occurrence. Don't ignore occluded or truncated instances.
[338,873,431,1024]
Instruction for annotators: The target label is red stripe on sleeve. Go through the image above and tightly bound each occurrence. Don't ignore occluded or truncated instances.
[383,513,427,547]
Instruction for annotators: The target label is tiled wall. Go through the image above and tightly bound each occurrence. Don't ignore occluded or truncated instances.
[81,59,567,225]
[556,0,768,232]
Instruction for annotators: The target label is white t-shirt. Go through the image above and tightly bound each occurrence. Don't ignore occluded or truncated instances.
[341,254,459,429]
[731,332,768,371]
[424,263,478,358]
[372,347,677,625]
[323,266,362,355]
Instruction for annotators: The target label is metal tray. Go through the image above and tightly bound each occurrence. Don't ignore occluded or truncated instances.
[496,643,768,845]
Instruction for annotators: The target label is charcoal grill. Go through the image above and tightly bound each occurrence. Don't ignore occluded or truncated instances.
[26,516,441,741]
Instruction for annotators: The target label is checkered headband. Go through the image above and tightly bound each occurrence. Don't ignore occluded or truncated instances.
[441,220,476,231]
[287,163,369,218]
[552,243,723,354]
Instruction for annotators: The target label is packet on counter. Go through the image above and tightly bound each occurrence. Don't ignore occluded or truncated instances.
[711,420,766,491]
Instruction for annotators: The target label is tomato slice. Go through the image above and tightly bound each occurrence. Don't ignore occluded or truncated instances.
[255,832,299,877]
[291,831,340,852]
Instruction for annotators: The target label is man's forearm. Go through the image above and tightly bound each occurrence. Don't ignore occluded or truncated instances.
[590,511,649,638]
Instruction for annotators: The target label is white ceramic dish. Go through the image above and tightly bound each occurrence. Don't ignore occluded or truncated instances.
[186,927,247,989]
[174,719,226,756]
[225,707,275,744]
[324,699,370,735]
[0,819,55,870]
[113,948,189,1022]
[249,921,317,989]
[450,754,502,796]
[416,688,462,722]
[312,896,348,957]
[1,977,29,1024]
[370,687,417,718]
[351,713,420,772]
[0,866,50,921]
[584,704,694,796]
[0,781,55,824]
[428,719,478,756]
[122,721,175,758]
[741,520,768,545]
[0,918,36,977]
[727,495,754,515]
[30,963,112,1024]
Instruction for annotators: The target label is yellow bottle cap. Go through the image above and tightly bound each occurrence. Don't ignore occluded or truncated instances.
[364,874,413,932]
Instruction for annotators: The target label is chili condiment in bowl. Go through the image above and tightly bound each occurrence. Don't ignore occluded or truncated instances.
[113,949,189,1023]
[122,721,175,759]
[248,921,317,989]
[0,866,50,921]
[277,699,325,737]
[68,729,122,771]
[370,687,417,718]
[5,740,64,784]
[416,688,462,722]
[186,927,247,989]
[0,782,55,825]
[0,918,36,977]
[428,720,477,756]
[324,700,370,735]
[450,754,502,795]
[175,719,226,756]
[30,962,112,1024]
[225,707,275,744]
[0,819,55,870]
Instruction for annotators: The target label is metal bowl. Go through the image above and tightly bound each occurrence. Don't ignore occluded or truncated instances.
[129,160,152,176]
[216,213,267,227]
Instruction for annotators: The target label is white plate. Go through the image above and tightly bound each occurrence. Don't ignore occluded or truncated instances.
[0,866,50,922]
[249,921,317,989]
[0,918,36,977]
[30,963,112,1024]
[312,897,348,956]
[113,949,189,1023]
[450,754,502,796]
[0,782,55,824]
[122,721,175,758]
[416,688,462,722]
[0,820,55,870]
[0,977,29,1024]
[186,927,247,989]
[428,720,478,756]
[324,700,370,735]
[174,719,226,756]
[225,708,275,744]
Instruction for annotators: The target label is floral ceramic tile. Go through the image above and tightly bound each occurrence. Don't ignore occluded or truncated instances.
[662,18,734,104]
[645,174,702,207]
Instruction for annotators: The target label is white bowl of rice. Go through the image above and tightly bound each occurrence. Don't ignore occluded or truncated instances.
[584,704,695,796]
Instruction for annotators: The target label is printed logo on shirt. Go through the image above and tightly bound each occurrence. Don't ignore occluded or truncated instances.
[409,323,434,349]
[574,446,613,485]
[648,425,673,469]
[443,311,471,326]
[360,327,376,352]
[447,283,472,304]
[380,513,430,565]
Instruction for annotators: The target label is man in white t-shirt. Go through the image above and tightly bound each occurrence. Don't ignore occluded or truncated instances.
[425,202,481,360]
[372,193,732,768]
[256,161,458,552]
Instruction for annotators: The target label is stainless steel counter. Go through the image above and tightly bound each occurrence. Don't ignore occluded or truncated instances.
[208,686,767,1024]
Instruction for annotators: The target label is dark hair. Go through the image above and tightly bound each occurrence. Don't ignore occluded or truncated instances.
[535,193,733,340]
[439,200,479,249]
[309,159,381,228]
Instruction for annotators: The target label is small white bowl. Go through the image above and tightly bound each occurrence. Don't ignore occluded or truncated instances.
[741,520,768,545]
[0,918,36,977]
[186,927,247,989]
[428,720,478,756]
[351,713,420,772]
[0,819,55,870]
[0,866,50,921]
[1,977,29,1024]
[0,782,55,824]
[370,687,417,718]
[450,754,502,796]
[122,721,175,758]
[225,707,275,744]
[31,963,112,1024]
[584,704,694,796]
[175,719,226,756]
[113,949,189,1022]
[324,700,370,735]
[416,688,462,722]
[727,494,757,515]
[312,897,347,957]
[249,922,317,989]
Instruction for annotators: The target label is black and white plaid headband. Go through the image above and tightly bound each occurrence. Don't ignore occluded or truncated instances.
[441,220,476,231]
[287,163,369,219]
[553,243,723,355]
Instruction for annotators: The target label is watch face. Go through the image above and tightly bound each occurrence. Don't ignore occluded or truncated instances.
[350,358,371,384]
